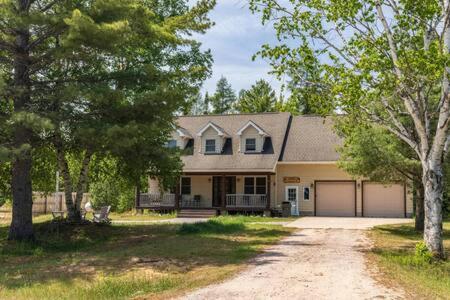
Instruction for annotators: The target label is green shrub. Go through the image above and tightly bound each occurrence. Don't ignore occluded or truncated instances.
[415,241,434,264]
[178,218,246,235]
[90,179,134,213]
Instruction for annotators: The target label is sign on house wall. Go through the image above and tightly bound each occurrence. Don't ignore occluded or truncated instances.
[283,177,301,183]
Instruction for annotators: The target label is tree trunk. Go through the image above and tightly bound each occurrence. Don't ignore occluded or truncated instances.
[423,164,445,259]
[54,140,77,220]
[9,151,34,241]
[8,0,34,241]
[415,180,425,232]
[73,149,93,218]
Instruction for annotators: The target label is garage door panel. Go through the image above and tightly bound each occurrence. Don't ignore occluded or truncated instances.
[316,182,355,217]
[363,183,404,218]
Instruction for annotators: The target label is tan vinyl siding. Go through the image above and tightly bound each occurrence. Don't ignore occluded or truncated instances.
[189,176,212,207]
[276,163,413,217]
[276,163,355,214]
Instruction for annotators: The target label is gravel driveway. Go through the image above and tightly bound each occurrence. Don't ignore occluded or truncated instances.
[179,217,409,300]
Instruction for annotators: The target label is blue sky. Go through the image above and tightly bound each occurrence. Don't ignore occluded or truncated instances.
[190,0,285,95]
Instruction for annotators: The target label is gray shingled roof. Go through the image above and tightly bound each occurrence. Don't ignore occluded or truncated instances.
[176,112,291,172]
[281,116,342,162]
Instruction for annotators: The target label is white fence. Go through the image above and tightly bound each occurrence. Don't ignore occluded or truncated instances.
[226,194,267,208]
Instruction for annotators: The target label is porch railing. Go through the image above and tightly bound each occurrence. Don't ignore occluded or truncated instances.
[226,194,267,208]
[139,193,175,207]
[180,195,202,208]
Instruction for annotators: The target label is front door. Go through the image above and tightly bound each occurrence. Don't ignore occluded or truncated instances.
[285,186,299,216]
[212,176,236,207]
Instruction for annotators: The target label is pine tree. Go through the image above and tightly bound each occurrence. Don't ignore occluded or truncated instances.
[0,0,215,234]
[235,79,277,113]
[211,76,236,114]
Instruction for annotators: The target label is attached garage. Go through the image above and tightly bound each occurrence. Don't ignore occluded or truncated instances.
[362,182,405,218]
[315,181,356,217]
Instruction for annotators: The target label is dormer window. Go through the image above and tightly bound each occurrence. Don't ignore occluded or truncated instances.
[172,126,192,150]
[197,122,229,154]
[167,139,177,149]
[245,138,256,152]
[205,139,216,153]
[237,121,269,153]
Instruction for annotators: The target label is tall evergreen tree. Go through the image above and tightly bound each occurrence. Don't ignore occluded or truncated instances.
[0,0,215,235]
[235,79,277,113]
[211,76,236,114]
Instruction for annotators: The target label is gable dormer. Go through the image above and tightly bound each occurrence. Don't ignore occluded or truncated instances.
[237,121,269,153]
[167,126,193,150]
[197,122,229,154]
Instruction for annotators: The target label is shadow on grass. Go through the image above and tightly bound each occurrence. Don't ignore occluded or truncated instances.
[0,219,291,291]
[374,224,450,241]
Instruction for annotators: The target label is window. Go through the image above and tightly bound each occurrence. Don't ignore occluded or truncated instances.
[287,188,297,202]
[244,177,267,194]
[181,177,191,195]
[244,177,254,194]
[205,139,216,153]
[256,177,267,194]
[245,138,256,152]
[303,187,310,201]
[166,139,177,148]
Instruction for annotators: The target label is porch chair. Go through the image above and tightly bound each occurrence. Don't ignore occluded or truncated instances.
[93,206,111,224]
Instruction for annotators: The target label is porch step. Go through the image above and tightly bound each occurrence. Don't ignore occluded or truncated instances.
[177,209,217,218]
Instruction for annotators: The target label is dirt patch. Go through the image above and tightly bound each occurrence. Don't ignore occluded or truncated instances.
[179,229,405,300]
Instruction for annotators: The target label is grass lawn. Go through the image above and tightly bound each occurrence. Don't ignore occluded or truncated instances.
[109,211,177,222]
[0,216,293,300]
[368,220,450,299]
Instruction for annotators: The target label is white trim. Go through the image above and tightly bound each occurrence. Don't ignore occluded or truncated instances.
[176,128,192,139]
[285,186,299,216]
[277,161,338,165]
[237,120,268,136]
[197,122,228,137]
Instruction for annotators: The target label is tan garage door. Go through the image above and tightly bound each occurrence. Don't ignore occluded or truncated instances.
[315,181,356,217]
[363,183,405,218]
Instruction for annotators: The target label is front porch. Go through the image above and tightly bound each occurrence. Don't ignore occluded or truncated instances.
[138,173,273,214]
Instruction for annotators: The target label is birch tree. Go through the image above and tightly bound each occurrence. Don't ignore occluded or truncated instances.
[250,0,450,258]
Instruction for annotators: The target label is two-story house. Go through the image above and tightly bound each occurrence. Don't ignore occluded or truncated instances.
[138,112,413,218]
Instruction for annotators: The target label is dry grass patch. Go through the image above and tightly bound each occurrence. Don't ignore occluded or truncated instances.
[367,220,450,299]
[0,216,293,300]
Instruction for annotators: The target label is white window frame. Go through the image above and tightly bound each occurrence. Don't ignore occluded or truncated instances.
[204,139,216,153]
[243,176,267,194]
[245,138,257,152]
[303,186,310,201]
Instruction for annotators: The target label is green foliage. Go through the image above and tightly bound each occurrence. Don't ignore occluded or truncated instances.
[177,217,246,234]
[89,157,136,212]
[210,76,236,114]
[337,122,420,183]
[415,242,434,264]
[235,79,277,113]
